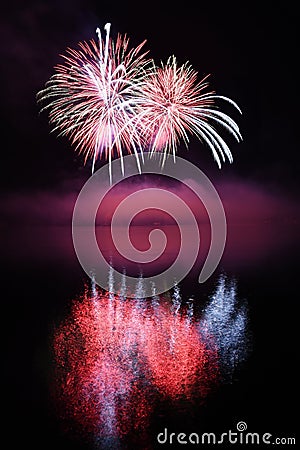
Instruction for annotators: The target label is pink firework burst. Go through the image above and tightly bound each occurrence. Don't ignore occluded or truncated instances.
[37,24,242,177]
[137,56,242,166]
[37,23,150,178]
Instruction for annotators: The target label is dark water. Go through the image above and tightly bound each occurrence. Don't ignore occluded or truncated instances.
[2,222,298,449]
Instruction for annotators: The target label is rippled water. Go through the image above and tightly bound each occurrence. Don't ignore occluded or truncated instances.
[3,222,298,449]
[52,271,249,449]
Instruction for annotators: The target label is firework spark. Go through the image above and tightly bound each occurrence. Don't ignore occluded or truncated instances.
[37,23,150,179]
[137,56,242,166]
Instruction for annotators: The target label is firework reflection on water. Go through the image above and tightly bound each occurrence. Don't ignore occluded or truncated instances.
[53,269,249,448]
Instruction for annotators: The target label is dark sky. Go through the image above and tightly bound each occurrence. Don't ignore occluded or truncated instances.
[0,1,298,197]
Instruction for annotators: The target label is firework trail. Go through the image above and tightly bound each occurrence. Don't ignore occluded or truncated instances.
[37,24,242,177]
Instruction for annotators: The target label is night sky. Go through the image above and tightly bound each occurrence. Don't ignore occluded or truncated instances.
[1,2,298,449]
[1,1,298,195]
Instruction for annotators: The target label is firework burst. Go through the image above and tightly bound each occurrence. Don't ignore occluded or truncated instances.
[137,56,242,166]
[37,24,242,177]
[37,23,150,178]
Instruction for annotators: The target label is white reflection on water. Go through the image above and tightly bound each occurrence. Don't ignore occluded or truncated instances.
[200,274,250,381]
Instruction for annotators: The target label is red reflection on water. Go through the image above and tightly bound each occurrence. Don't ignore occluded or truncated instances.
[141,308,217,400]
[53,285,219,443]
